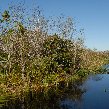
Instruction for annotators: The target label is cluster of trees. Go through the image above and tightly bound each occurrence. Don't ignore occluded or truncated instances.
[0,5,84,76]
[0,4,108,96]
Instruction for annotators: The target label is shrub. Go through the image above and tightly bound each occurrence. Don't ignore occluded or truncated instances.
[40,34,74,74]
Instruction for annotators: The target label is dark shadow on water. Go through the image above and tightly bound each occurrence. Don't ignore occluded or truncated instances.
[91,74,103,81]
[2,74,109,109]
[0,79,86,109]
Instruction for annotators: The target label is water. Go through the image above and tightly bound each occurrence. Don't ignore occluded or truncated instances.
[102,64,109,73]
[60,74,109,109]
[1,74,109,109]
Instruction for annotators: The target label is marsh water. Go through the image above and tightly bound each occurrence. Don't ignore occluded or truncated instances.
[1,74,109,109]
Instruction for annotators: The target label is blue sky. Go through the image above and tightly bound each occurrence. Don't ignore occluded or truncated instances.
[0,0,109,51]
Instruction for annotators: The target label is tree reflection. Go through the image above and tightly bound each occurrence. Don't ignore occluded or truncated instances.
[1,80,86,109]
[91,74,103,81]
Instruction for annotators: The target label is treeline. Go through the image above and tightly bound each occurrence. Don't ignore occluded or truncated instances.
[0,4,108,96]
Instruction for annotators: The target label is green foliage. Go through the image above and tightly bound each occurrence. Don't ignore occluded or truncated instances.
[41,34,74,74]
[76,68,89,77]
[1,10,10,22]
[0,2,108,101]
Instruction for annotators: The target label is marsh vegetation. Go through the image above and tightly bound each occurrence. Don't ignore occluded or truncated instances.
[0,2,109,108]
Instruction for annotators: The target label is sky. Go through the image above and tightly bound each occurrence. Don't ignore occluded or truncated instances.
[0,0,109,51]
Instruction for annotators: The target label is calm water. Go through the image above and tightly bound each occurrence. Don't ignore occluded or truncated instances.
[1,74,109,109]
[60,74,109,109]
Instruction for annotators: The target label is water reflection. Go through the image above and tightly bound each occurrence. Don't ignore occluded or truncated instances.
[102,64,109,73]
[1,74,109,109]
[91,74,103,81]
[0,80,86,109]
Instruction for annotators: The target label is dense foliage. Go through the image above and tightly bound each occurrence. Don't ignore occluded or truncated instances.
[0,3,108,98]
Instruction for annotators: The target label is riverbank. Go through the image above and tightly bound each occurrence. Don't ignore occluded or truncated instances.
[0,67,104,100]
[0,72,87,108]
[0,72,80,96]
[0,3,109,108]
[1,73,109,109]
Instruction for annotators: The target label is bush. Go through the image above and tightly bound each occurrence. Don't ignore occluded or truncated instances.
[40,34,74,74]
